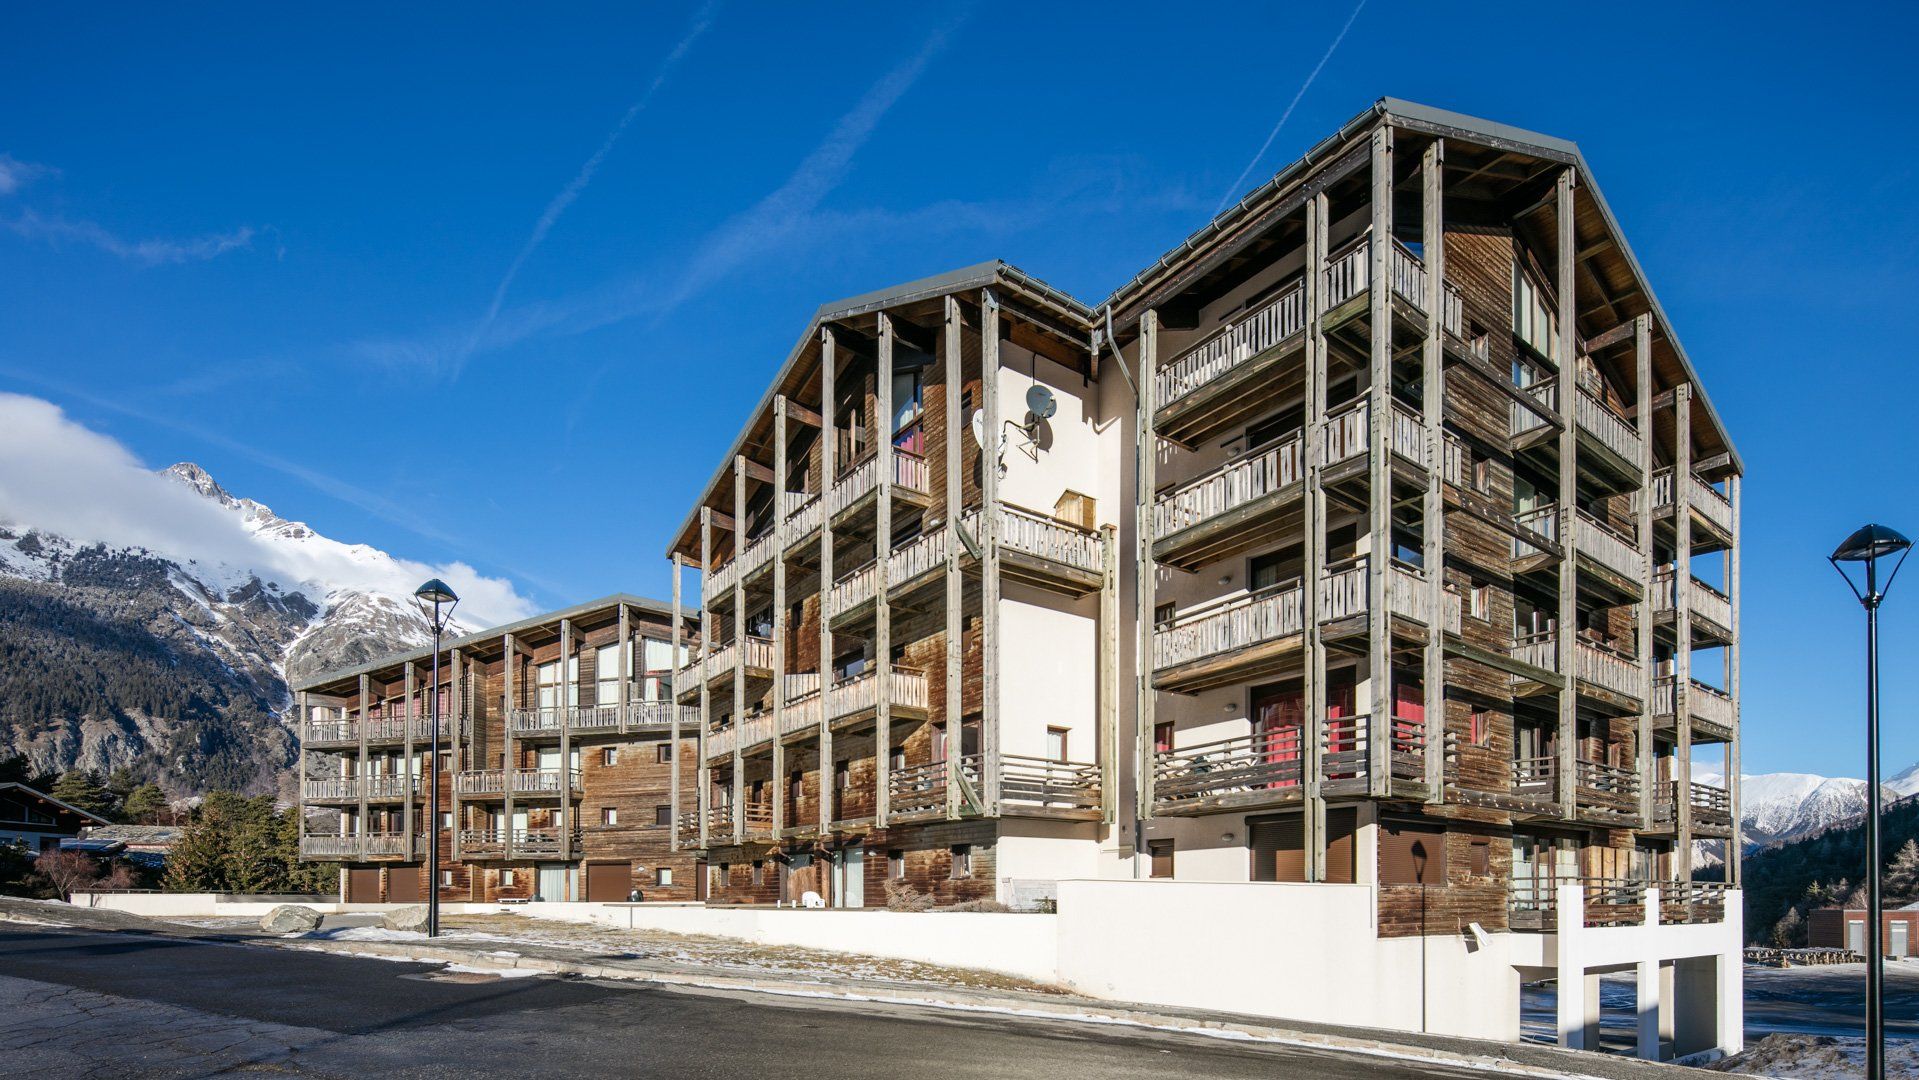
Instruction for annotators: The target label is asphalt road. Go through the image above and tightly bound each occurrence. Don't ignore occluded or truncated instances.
[0,925,1521,1080]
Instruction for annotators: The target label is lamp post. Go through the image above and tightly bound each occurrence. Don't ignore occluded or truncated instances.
[413,578,459,939]
[1830,524,1911,1080]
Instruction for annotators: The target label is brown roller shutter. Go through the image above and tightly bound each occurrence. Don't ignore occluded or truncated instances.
[585,861,632,902]
[387,867,424,902]
[346,868,382,903]
[1379,818,1447,885]
[1248,814,1305,882]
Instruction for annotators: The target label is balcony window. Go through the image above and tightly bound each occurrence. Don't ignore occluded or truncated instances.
[1512,267,1560,365]
[596,642,628,705]
[537,658,579,709]
[640,639,680,702]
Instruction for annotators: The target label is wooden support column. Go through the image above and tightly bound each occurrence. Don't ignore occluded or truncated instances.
[1634,316,1655,826]
[1673,384,1695,875]
[981,290,1003,814]
[875,313,896,827]
[1099,523,1119,824]
[943,296,965,819]
[1304,191,1330,878]
[296,691,309,855]
[1135,309,1158,824]
[772,397,790,837]
[559,619,574,862]
[450,647,465,864]
[402,662,417,861]
[669,556,684,852]
[1365,125,1393,799]
[1553,168,1579,823]
[699,509,714,850]
[731,458,747,846]
[1420,137,1447,801]
[819,328,837,835]
[618,603,632,734]
[503,633,517,861]
[1727,472,1743,885]
[356,674,371,854]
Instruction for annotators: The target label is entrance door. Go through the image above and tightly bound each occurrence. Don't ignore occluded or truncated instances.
[1251,681,1303,789]
[387,867,424,903]
[1323,668,1357,780]
[536,862,568,902]
[1894,921,1910,959]
[833,848,865,908]
[1849,919,1867,955]
[695,860,709,901]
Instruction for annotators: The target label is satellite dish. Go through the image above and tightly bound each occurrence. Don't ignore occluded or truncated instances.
[969,409,986,447]
[1026,384,1057,421]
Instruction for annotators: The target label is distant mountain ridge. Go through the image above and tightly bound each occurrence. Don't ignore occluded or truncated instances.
[0,462,472,797]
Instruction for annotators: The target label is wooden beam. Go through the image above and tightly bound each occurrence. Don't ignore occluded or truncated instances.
[981,288,1003,816]
[944,295,965,821]
[1554,167,1578,823]
[1420,137,1447,803]
[1365,125,1393,801]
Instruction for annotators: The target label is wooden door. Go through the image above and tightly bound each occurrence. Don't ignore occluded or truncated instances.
[1252,681,1303,789]
[695,860,709,901]
[1248,813,1304,882]
[1324,668,1357,780]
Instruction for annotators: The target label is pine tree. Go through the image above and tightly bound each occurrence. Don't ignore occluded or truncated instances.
[1771,906,1804,948]
[1887,840,1919,905]
[121,784,168,824]
[49,770,115,818]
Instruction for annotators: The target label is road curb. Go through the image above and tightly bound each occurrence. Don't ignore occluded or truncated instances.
[271,936,1677,1080]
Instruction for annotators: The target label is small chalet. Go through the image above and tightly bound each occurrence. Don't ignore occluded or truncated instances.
[0,782,111,854]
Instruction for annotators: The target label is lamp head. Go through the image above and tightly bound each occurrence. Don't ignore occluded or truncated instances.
[413,578,460,630]
[1831,524,1912,608]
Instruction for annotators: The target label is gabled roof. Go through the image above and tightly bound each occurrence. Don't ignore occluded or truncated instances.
[1102,96,1739,471]
[0,782,112,827]
[293,592,685,693]
[663,260,1093,561]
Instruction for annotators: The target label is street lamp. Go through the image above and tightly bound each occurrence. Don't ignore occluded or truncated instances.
[413,578,459,938]
[1830,524,1911,1080]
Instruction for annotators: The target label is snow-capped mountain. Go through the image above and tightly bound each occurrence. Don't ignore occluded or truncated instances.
[1711,766,1919,854]
[0,461,503,798]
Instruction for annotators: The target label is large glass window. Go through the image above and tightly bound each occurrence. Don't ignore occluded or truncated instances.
[1512,267,1561,365]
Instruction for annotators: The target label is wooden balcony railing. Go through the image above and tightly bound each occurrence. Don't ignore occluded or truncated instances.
[782,489,823,543]
[1576,639,1646,700]
[1319,557,1369,621]
[887,760,952,817]
[1317,235,1463,335]
[1645,468,1734,536]
[1388,400,1428,467]
[1000,755,1101,813]
[991,503,1103,576]
[301,775,421,802]
[1576,509,1646,582]
[684,636,774,684]
[1512,504,1557,560]
[457,828,577,858]
[1153,729,1305,805]
[826,666,928,721]
[829,449,929,518]
[1650,780,1732,829]
[1511,877,1731,930]
[1387,561,1458,631]
[1154,276,1307,407]
[1318,713,1424,788]
[301,715,464,747]
[1652,676,1736,729]
[1510,377,1557,438]
[1510,631,1559,673]
[1152,581,1303,672]
[1652,567,1733,632]
[1574,386,1643,466]
[826,558,878,619]
[299,832,421,857]
[888,525,951,588]
[1512,756,1558,802]
[1574,758,1641,812]
[1320,399,1369,465]
[453,768,581,797]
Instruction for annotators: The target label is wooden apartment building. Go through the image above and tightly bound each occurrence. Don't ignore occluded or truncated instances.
[667,98,1742,939]
[294,595,703,904]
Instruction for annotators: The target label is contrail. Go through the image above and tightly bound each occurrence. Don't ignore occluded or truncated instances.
[1214,0,1368,215]
[459,1,722,372]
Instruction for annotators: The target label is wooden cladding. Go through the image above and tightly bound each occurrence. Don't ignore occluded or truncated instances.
[1248,808,1353,883]
[1378,817,1447,886]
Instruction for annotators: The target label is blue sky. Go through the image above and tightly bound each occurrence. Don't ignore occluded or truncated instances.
[2,2,1915,778]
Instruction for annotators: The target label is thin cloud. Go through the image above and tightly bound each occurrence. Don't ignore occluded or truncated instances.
[0,393,537,626]
[3,208,258,266]
[457,1,723,376]
[1214,0,1368,214]
[0,154,56,196]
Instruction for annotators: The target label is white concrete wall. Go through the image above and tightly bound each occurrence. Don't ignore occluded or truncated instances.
[71,892,344,917]
[510,902,1061,983]
[1052,878,1521,1040]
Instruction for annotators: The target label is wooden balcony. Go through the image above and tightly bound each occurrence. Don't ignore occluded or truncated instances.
[827,666,928,726]
[1510,878,1730,932]
[1000,755,1101,820]
[829,449,930,524]
[1572,385,1643,480]
[1510,377,1558,443]
[1648,780,1733,837]
[301,775,421,803]
[298,832,423,861]
[1153,276,1308,446]
[1152,582,1304,693]
[301,715,464,749]
[1321,235,1464,336]
[1652,676,1735,741]
[678,804,734,845]
[887,755,987,822]
[1153,433,1305,571]
[1644,468,1734,548]
[453,768,581,799]
[508,700,696,740]
[673,636,775,700]
[1151,729,1305,815]
[988,503,1105,595]
[1574,510,1646,597]
[781,490,824,555]
[1573,758,1641,824]
[456,828,579,860]
[826,527,951,625]
[1652,567,1733,644]
[1318,713,1429,797]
